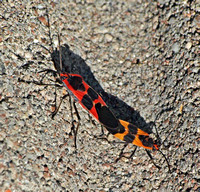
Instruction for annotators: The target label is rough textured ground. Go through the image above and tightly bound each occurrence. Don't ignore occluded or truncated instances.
[0,0,200,191]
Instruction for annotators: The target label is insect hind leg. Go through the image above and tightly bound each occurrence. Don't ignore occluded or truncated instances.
[94,125,112,144]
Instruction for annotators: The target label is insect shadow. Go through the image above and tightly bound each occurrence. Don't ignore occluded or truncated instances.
[51,43,154,135]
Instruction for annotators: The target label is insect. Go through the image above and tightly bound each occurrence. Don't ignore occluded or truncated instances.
[113,119,171,172]
[58,69,156,151]
[60,72,154,152]
[59,72,170,171]
[114,119,158,150]
[20,11,171,171]
[60,73,116,126]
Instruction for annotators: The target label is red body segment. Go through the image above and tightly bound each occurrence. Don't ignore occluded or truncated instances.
[60,73,107,121]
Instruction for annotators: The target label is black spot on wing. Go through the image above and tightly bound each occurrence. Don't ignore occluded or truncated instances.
[95,105,125,134]
[139,135,154,148]
[87,88,98,101]
[96,105,118,128]
[68,76,85,91]
[124,134,135,143]
[106,122,126,135]
[81,94,93,110]
[78,83,85,91]
[128,123,138,135]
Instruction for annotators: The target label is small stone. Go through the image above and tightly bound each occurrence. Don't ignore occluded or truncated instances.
[0,131,6,141]
[172,42,180,53]
[95,26,108,34]
[194,14,200,28]
[169,16,176,24]
[185,42,192,50]
[105,34,113,42]
[34,39,39,43]
[37,4,44,9]
[25,52,32,59]
[152,16,159,30]
[6,139,14,149]
[38,16,49,27]
[125,61,132,68]
[112,43,119,51]
[86,0,94,3]
[192,67,199,73]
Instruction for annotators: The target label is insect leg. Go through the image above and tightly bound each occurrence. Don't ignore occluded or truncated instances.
[87,114,110,139]
[126,146,137,159]
[115,143,129,162]
[38,69,58,80]
[115,144,137,163]
[18,77,62,87]
[99,126,112,138]
[145,149,161,170]
[52,93,69,119]
[72,100,81,149]
[88,113,97,126]
[68,95,76,148]
[94,131,111,144]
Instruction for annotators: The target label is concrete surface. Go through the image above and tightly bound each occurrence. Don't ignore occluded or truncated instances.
[0,0,199,191]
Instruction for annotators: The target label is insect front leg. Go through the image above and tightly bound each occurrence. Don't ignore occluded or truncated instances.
[145,149,161,170]
[72,100,81,149]
[68,95,81,149]
[52,93,69,119]
[115,144,137,163]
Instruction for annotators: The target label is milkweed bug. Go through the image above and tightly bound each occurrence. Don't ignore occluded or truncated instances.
[19,8,171,171]
[59,71,170,171]
[113,119,171,172]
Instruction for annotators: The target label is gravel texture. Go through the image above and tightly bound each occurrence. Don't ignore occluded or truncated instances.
[0,0,200,191]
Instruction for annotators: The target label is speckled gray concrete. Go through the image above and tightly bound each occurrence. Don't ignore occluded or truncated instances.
[0,0,199,191]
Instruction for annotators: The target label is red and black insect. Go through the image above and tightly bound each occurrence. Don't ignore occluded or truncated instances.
[115,119,158,150]
[20,16,171,171]
[59,72,155,150]
[60,73,120,128]
[59,72,170,171]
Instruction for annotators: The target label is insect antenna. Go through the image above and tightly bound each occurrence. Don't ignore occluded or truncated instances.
[45,5,53,53]
[151,114,182,173]
[58,32,62,74]
[57,19,70,77]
